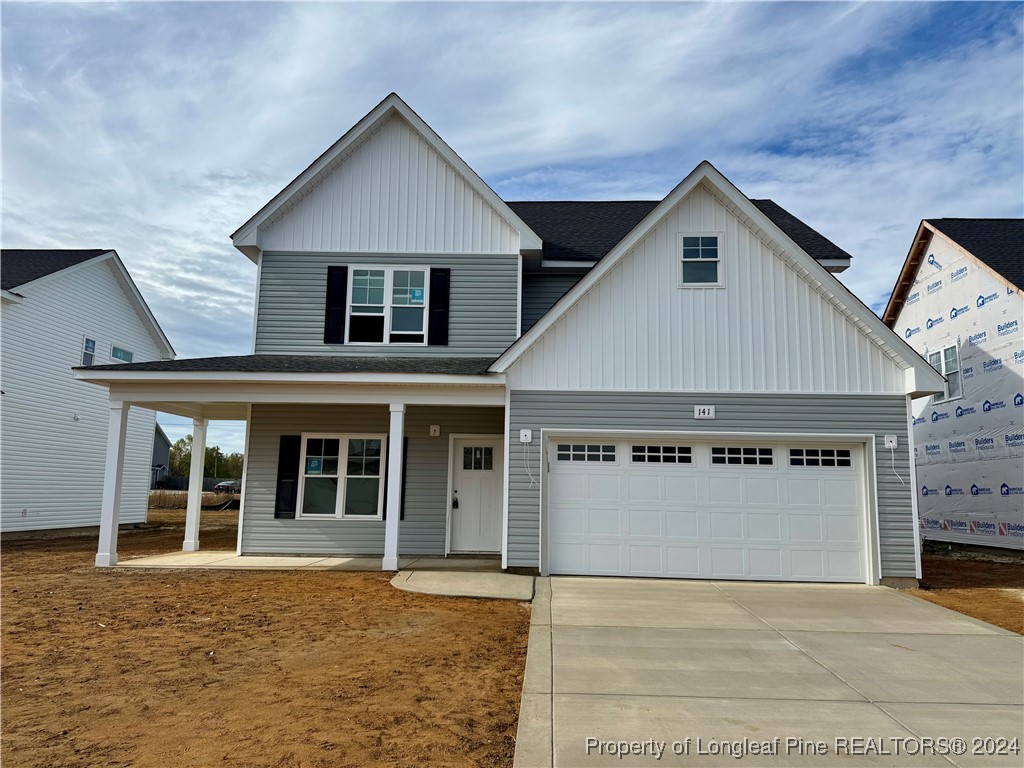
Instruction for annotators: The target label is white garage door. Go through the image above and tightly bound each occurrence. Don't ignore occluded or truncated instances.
[547,439,868,583]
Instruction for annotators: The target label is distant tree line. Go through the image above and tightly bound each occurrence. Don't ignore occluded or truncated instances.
[168,435,244,479]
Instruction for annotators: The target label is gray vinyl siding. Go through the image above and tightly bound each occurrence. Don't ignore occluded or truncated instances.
[254,252,519,356]
[240,403,503,555]
[520,271,587,334]
[507,391,915,577]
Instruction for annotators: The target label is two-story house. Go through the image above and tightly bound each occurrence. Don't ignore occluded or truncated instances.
[882,219,1023,550]
[2,249,174,531]
[78,94,944,585]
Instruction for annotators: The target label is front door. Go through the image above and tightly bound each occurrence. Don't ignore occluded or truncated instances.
[450,437,504,553]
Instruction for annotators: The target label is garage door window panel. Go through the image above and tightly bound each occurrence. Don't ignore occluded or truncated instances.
[790,448,852,468]
[632,445,693,464]
[711,446,774,466]
[556,444,616,462]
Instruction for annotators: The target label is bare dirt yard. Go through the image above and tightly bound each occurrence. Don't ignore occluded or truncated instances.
[1,512,530,768]
[910,546,1024,634]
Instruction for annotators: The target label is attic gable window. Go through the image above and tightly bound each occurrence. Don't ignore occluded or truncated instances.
[680,233,722,286]
[347,267,428,345]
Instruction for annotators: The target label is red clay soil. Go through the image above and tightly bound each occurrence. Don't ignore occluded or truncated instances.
[1,515,530,768]
[909,551,1024,634]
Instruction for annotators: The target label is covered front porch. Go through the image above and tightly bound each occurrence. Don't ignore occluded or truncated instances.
[74,359,509,572]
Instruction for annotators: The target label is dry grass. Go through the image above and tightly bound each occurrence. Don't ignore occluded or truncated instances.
[148,489,236,509]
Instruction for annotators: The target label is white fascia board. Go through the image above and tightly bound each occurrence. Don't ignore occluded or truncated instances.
[230,93,542,258]
[492,160,946,396]
[74,369,505,386]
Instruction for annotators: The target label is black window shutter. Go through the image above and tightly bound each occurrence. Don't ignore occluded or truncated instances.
[274,435,302,518]
[427,268,450,346]
[324,266,348,344]
[381,436,409,521]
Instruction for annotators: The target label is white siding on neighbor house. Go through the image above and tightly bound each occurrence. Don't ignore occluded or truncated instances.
[1,260,162,531]
[254,252,519,356]
[240,404,504,555]
[894,231,1024,550]
[508,183,907,394]
[259,115,520,254]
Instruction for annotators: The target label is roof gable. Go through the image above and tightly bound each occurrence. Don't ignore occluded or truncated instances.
[493,161,944,396]
[883,219,1023,326]
[232,93,541,258]
[2,249,174,358]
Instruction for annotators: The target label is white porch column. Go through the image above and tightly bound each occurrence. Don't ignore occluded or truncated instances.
[183,417,209,552]
[96,401,129,567]
[382,403,405,571]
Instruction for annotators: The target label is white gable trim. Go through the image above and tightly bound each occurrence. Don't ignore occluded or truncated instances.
[230,93,542,260]
[490,161,944,397]
[14,251,175,359]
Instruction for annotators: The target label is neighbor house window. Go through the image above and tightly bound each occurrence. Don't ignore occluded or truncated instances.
[298,434,385,519]
[81,337,96,366]
[111,346,133,363]
[348,267,428,344]
[927,345,961,403]
[680,234,721,285]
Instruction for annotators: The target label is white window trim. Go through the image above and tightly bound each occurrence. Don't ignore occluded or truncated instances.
[927,344,962,404]
[110,344,133,363]
[345,265,431,346]
[678,231,725,288]
[82,335,97,366]
[296,432,387,520]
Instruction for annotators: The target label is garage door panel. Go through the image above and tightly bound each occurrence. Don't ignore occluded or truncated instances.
[627,508,662,537]
[666,510,699,538]
[710,512,744,540]
[548,439,867,583]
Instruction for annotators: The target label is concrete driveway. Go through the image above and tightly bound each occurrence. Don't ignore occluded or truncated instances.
[515,578,1023,767]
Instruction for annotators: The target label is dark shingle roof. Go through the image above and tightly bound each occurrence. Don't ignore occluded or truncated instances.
[79,355,496,376]
[507,199,851,263]
[2,249,111,291]
[926,219,1023,288]
[750,200,853,262]
[507,201,659,261]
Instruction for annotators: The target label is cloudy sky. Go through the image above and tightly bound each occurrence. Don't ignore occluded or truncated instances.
[4,1,1022,452]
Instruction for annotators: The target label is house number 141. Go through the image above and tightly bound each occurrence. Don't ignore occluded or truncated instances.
[694,405,716,419]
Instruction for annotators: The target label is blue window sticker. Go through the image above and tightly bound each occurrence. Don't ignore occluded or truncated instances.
[306,457,322,474]
[410,288,424,303]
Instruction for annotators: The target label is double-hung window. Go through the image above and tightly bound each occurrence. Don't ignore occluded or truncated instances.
[348,267,428,344]
[81,337,96,366]
[680,233,722,285]
[927,345,961,403]
[297,434,386,519]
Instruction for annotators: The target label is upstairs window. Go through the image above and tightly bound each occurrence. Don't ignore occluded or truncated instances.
[111,346,133,363]
[680,234,722,286]
[81,337,96,366]
[927,345,961,403]
[348,267,428,344]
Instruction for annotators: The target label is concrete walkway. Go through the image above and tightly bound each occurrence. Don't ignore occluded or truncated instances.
[118,551,535,600]
[515,578,1023,767]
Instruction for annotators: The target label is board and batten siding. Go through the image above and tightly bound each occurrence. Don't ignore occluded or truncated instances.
[1,260,161,531]
[240,404,503,555]
[507,391,916,578]
[254,252,519,356]
[521,271,588,334]
[508,183,907,393]
[259,115,520,254]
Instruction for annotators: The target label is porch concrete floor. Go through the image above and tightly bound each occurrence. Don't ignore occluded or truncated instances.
[116,551,535,600]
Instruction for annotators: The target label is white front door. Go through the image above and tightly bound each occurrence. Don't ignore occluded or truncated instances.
[450,437,504,553]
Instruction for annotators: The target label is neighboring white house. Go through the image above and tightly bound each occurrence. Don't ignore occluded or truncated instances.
[1,249,174,531]
[884,220,1024,550]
